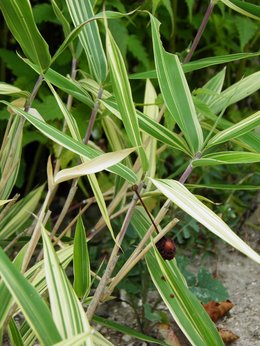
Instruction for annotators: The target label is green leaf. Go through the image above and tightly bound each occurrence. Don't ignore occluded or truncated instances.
[150,15,203,153]
[42,226,92,340]
[191,268,229,304]
[151,179,260,264]
[220,0,260,20]
[73,217,91,298]
[53,330,113,346]
[103,99,191,155]
[93,315,167,346]
[186,183,260,191]
[65,0,107,83]
[235,16,258,50]
[0,83,29,97]
[0,247,62,345]
[129,52,260,79]
[0,101,137,184]
[0,185,44,240]
[106,29,148,170]
[193,151,260,166]
[207,111,260,147]
[8,319,24,346]
[0,0,51,71]
[132,209,224,346]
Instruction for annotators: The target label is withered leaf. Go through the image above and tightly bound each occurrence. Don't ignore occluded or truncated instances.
[218,328,239,343]
[203,300,234,322]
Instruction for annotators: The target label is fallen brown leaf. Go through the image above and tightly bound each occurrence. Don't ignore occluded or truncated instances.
[218,328,239,344]
[203,300,234,322]
[157,323,181,346]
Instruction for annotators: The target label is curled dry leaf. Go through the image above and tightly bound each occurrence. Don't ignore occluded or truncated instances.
[203,300,234,322]
[156,323,181,346]
[218,328,239,344]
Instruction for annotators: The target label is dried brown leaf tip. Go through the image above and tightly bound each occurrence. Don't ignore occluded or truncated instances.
[218,328,239,344]
[157,323,181,346]
[156,236,176,260]
[203,300,234,322]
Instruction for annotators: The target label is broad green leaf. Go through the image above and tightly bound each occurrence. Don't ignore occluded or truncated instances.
[151,179,260,264]
[42,227,92,341]
[207,111,260,147]
[1,101,137,184]
[0,83,29,96]
[129,52,260,79]
[103,99,191,156]
[0,185,44,240]
[106,29,148,170]
[54,148,135,184]
[73,217,91,299]
[0,0,51,70]
[93,315,167,346]
[150,15,203,153]
[66,0,107,83]
[132,209,224,346]
[0,248,62,345]
[193,151,260,166]
[220,0,260,20]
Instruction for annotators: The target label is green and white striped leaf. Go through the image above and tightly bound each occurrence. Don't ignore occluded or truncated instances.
[66,0,107,83]
[0,83,29,96]
[129,52,260,79]
[1,101,137,184]
[103,99,191,156]
[53,330,113,346]
[193,151,260,166]
[208,71,260,115]
[132,209,224,346]
[0,0,51,71]
[186,183,260,191]
[207,111,260,147]
[0,247,62,345]
[151,179,260,264]
[106,29,148,170]
[0,185,44,240]
[73,217,91,299]
[54,148,135,184]
[8,319,24,346]
[42,227,92,342]
[0,198,14,207]
[220,0,260,20]
[150,15,203,154]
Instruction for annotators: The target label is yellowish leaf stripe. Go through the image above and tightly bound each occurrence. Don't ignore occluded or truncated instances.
[42,228,92,341]
[150,16,203,153]
[152,179,260,264]
[106,30,148,169]
[208,111,260,147]
[66,0,107,83]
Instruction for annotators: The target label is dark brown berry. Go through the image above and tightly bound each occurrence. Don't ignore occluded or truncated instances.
[156,236,176,260]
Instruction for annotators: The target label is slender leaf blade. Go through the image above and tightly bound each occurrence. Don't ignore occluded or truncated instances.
[0,0,51,70]
[73,217,91,299]
[151,179,260,264]
[66,0,107,83]
[0,248,62,345]
[42,227,92,341]
[193,151,260,166]
[106,29,148,170]
[150,15,203,153]
[220,0,260,20]
[207,111,260,147]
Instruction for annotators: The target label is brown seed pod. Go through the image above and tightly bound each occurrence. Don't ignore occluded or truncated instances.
[156,236,176,260]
